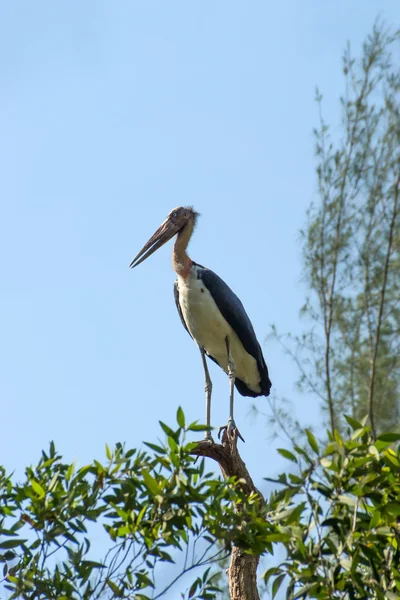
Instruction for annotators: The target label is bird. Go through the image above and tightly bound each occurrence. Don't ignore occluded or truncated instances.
[129,206,271,442]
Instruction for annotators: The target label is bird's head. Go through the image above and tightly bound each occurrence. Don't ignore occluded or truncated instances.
[129,206,199,268]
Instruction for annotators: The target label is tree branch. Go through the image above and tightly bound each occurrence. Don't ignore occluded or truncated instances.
[192,429,264,600]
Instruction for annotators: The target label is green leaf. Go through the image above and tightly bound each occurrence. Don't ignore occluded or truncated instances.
[323,442,340,456]
[351,426,371,440]
[378,433,400,442]
[143,442,166,454]
[384,503,400,516]
[48,472,58,492]
[30,479,45,498]
[189,577,200,598]
[134,504,148,528]
[369,510,381,529]
[177,407,185,428]
[292,583,320,599]
[74,464,92,481]
[277,448,297,462]
[81,560,105,569]
[338,494,356,507]
[334,430,343,445]
[159,421,178,439]
[293,446,312,464]
[368,445,380,459]
[270,504,305,523]
[265,532,292,543]
[105,444,112,460]
[383,450,400,468]
[142,471,161,496]
[376,526,393,536]
[306,429,319,454]
[344,415,362,430]
[0,539,27,549]
[272,573,286,599]
[187,423,210,432]
[66,462,75,482]
[167,436,178,452]
[263,567,282,584]
[289,473,303,484]
[106,579,123,597]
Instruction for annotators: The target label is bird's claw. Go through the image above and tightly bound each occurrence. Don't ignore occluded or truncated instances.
[204,430,215,444]
[218,419,245,443]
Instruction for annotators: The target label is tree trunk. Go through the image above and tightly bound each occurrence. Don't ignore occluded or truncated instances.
[192,429,264,600]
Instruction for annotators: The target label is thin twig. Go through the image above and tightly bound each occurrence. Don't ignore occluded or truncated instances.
[152,548,227,600]
[367,172,400,437]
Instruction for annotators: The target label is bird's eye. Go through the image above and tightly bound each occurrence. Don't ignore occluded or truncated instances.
[172,211,177,218]
[184,211,188,218]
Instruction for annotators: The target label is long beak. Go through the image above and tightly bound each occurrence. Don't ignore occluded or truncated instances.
[129,218,180,269]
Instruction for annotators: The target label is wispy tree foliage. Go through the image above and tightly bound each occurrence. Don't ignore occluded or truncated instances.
[274,23,400,437]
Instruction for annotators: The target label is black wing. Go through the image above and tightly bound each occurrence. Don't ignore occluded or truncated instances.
[196,262,272,397]
[173,280,192,339]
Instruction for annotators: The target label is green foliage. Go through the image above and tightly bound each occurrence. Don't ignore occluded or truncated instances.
[272,22,400,438]
[304,22,400,436]
[2,412,400,598]
[0,412,273,599]
[264,421,400,599]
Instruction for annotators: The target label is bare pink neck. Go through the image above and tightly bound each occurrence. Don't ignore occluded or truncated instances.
[173,219,194,278]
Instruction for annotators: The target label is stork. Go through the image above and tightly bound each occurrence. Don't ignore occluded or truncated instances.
[129,206,271,441]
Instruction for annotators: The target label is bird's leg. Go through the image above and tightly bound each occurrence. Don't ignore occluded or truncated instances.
[199,346,214,442]
[227,338,236,424]
[218,337,245,442]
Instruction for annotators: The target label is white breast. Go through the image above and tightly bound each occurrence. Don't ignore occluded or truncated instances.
[177,268,261,393]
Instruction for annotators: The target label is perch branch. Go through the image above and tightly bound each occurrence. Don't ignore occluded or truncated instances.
[192,429,264,600]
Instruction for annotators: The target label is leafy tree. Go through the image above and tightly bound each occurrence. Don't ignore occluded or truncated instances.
[264,417,400,600]
[272,22,400,438]
[2,413,400,599]
[0,412,271,600]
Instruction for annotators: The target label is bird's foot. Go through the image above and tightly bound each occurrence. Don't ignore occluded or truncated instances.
[218,418,245,443]
[204,430,215,444]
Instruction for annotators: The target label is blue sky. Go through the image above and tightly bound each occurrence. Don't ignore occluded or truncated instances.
[1,0,399,594]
